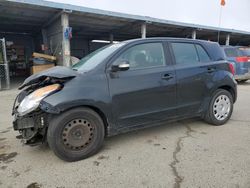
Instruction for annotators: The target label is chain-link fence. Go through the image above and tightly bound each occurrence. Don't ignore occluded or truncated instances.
[0,38,10,90]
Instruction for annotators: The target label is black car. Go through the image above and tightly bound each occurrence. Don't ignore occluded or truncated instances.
[13,38,237,161]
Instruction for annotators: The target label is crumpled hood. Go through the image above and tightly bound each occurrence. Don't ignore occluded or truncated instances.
[19,66,77,89]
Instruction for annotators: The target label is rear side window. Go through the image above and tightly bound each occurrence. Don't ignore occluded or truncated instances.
[224,48,238,57]
[171,43,199,64]
[196,44,211,62]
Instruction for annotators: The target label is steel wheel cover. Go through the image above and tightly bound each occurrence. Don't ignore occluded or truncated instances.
[213,95,231,121]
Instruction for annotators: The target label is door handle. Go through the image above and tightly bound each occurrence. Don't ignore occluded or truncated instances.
[162,74,173,80]
[207,67,216,73]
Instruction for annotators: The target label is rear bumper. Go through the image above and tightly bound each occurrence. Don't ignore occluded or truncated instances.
[234,61,250,80]
[235,72,250,80]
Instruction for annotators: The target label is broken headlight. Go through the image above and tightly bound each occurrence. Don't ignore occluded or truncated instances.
[17,84,61,116]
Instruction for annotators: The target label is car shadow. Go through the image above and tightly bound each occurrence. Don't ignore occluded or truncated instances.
[237,81,250,85]
[102,118,203,150]
[34,118,205,161]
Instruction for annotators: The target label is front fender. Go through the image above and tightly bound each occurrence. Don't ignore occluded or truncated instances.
[40,73,114,127]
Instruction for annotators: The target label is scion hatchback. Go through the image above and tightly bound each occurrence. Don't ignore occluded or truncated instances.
[13,38,237,161]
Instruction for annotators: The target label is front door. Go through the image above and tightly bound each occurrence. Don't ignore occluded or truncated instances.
[107,42,177,128]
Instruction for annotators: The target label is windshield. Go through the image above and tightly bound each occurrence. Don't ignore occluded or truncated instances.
[72,43,125,72]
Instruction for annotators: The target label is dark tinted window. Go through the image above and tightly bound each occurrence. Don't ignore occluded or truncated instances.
[171,43,199,64]
[196,44,211,62]
[224,48,239,57]
[114,43,166,70]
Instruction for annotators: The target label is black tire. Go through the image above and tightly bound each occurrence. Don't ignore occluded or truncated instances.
[47,107,105,162]
[204,89,233,126]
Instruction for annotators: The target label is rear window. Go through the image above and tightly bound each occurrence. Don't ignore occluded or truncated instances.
[224,47,250,57]
[224,48,238,57]
[238,47,250,56]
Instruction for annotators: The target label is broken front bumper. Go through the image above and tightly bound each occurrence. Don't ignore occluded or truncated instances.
[13,111,49,144]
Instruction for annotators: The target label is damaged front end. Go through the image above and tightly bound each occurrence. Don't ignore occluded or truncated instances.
[12,66,77,145]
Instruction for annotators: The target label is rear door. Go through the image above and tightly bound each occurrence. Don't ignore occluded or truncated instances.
[107,41,177,128]
[169,42,213,116]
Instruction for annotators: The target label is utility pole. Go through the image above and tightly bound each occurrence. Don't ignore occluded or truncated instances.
[218,0,226,43]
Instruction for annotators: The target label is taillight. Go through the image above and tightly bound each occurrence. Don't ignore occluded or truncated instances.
[229,63,235,75]
[235,56,250,63]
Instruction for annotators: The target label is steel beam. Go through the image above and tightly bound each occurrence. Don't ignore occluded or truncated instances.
[141,23,146,38]
[109,33,114,44]
[43,11,63,28]
[225,34,230,46]
[192,30,197,39]
[61,12,71,67]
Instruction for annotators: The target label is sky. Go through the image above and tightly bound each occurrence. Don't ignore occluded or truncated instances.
[49,0,250,32]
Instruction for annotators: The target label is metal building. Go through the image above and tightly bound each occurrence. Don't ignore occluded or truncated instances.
[0,0,250,83]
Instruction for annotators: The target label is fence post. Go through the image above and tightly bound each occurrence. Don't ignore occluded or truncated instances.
[0,38,10,90]
[2,38,10,89]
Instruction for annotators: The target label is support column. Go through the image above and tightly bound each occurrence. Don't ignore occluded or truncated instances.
[2,38,10,89]
[42,29,49,54]
[141,23,146,38]
[61,13,71,67]
[225,34,230,46]
[109,33,114,44]
[192,30,197,39]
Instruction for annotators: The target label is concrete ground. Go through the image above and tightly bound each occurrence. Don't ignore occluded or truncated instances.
[0,82,250,188]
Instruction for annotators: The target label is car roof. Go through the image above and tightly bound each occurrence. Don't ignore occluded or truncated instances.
[123,37,217,45]
[221,45,249,49]
[121,37,225,61]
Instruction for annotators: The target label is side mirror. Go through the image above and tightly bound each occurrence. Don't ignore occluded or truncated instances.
[111,60,130,72]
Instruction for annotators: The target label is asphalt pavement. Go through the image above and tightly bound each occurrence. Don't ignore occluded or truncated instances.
[0,81,250,188]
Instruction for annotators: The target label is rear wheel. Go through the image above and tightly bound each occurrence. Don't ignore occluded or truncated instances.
[204,89,233,126]
[47,107,105,162]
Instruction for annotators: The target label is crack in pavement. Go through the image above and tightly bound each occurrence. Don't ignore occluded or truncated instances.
[169,124,195,188]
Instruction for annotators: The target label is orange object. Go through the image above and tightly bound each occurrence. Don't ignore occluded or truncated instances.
[31,64,55,74]
[33,84,61,98]
[220,0,226,6]
[32,52,56,61]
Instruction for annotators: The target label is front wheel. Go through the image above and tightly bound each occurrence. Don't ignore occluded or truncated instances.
[204,89,233,126]
[47,107,105,162]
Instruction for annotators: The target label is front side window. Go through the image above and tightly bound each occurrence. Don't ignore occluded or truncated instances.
[114,43,166,70]
[171,43,199,64]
